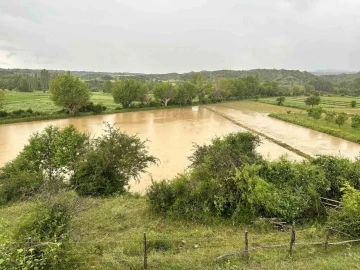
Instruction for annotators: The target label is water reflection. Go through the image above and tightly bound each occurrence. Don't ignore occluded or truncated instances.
[0,106,326,193]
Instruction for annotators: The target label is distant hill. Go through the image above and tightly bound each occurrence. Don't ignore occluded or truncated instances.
[310,69,358,76]
[117,69,318,86]
[319,72,360,84]
[5,68,360,89]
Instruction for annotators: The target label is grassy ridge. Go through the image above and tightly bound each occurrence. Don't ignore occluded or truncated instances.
[258,96,360,114]
[2,90,118,113]
[270,113,360,144]
[0,90,200,125]
[1,195,359,270]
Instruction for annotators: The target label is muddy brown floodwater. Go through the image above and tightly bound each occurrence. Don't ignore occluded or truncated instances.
[0,106,303,193]
[210,104,360,159]
[1,105,358,193]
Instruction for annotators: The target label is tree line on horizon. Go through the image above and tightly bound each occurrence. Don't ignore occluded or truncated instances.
[1,68,360,96]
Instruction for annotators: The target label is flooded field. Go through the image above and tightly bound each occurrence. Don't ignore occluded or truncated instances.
[1,105,359,192]
[0,106,301,192]
[210,104,360,159]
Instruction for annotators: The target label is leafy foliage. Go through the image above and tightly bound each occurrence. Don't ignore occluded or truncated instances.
[0,90,4,108]
[148,132,360,224]
[102,80,112,93]
[324,111,336,123]
[276,96,285,105]
[50,73,91,115]
[175,81,197,105]
[0,192,77,269]
[335,112,348,128]
[70,123,158,196]
[112,79,145,108]
[351,114,360,128]
[327,184,360,237]
[305,95,321,107]
[307,106,323,119]
[153,82,177,106]
[189,132,262,179]
[0,125,89,203]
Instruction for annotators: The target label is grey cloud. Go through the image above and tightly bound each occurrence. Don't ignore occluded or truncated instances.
[0,0,359,72]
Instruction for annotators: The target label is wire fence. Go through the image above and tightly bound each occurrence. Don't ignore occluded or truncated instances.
[3,223,360,269]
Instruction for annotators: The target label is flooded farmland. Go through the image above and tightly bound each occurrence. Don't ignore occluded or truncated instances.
[1,105,359,192]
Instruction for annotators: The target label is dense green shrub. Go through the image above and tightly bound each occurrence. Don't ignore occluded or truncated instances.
[335,112,348,128]
[307,106,323,119]
[327,184,360,237]
[148,133,353,223]
[78,102,106,114]
[351,114,360,128]
[189,132,262,179]
[71,123,158,196]
[0,110,8,117]
[324,111,336,123]
[148,156,329,223]
[0,192,77,269]
[311,155,360,200]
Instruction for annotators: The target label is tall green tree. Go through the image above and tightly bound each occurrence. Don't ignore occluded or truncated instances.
[40,69,50,91]
[18,77,31,92]
[153,82,177,106]
[192,74,213,103]
[0,90,4,108]
[353,76,360,91]
[138,83,151,105]
[175,81,196,105]
[305,95,321,107]
[244,75,260,97]
[212,78,232,100]
[102,80,112,93]
[50,73,91,115]
[231,78,246,99]
[112,79,144,108]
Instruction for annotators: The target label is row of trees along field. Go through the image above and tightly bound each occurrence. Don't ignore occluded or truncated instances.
[2,68,360,96]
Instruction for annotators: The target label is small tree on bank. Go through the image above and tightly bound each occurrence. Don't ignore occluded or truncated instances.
[305,95,321,107]
[351,100,357,108]
[335,112,348,128]
[50,73,91,115]
[276,96,285,106]
[307,106,323,120]
[351,114,360,128]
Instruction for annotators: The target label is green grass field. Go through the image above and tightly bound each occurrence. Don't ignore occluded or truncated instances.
[258,96,360,114]
[1,90,117,113]
[1,194,359,270]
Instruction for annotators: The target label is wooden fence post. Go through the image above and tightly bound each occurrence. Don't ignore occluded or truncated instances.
[27,237,34,270]
[324,228,330,252]
[143,232,148,269]
[289,221,295,255]
[245,231,249,263]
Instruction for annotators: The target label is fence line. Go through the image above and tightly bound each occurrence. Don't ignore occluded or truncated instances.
[214,224,360,262]
[4,225,360,269]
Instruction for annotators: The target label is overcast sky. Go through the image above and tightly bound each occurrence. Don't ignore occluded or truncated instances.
[0,0,359,73]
